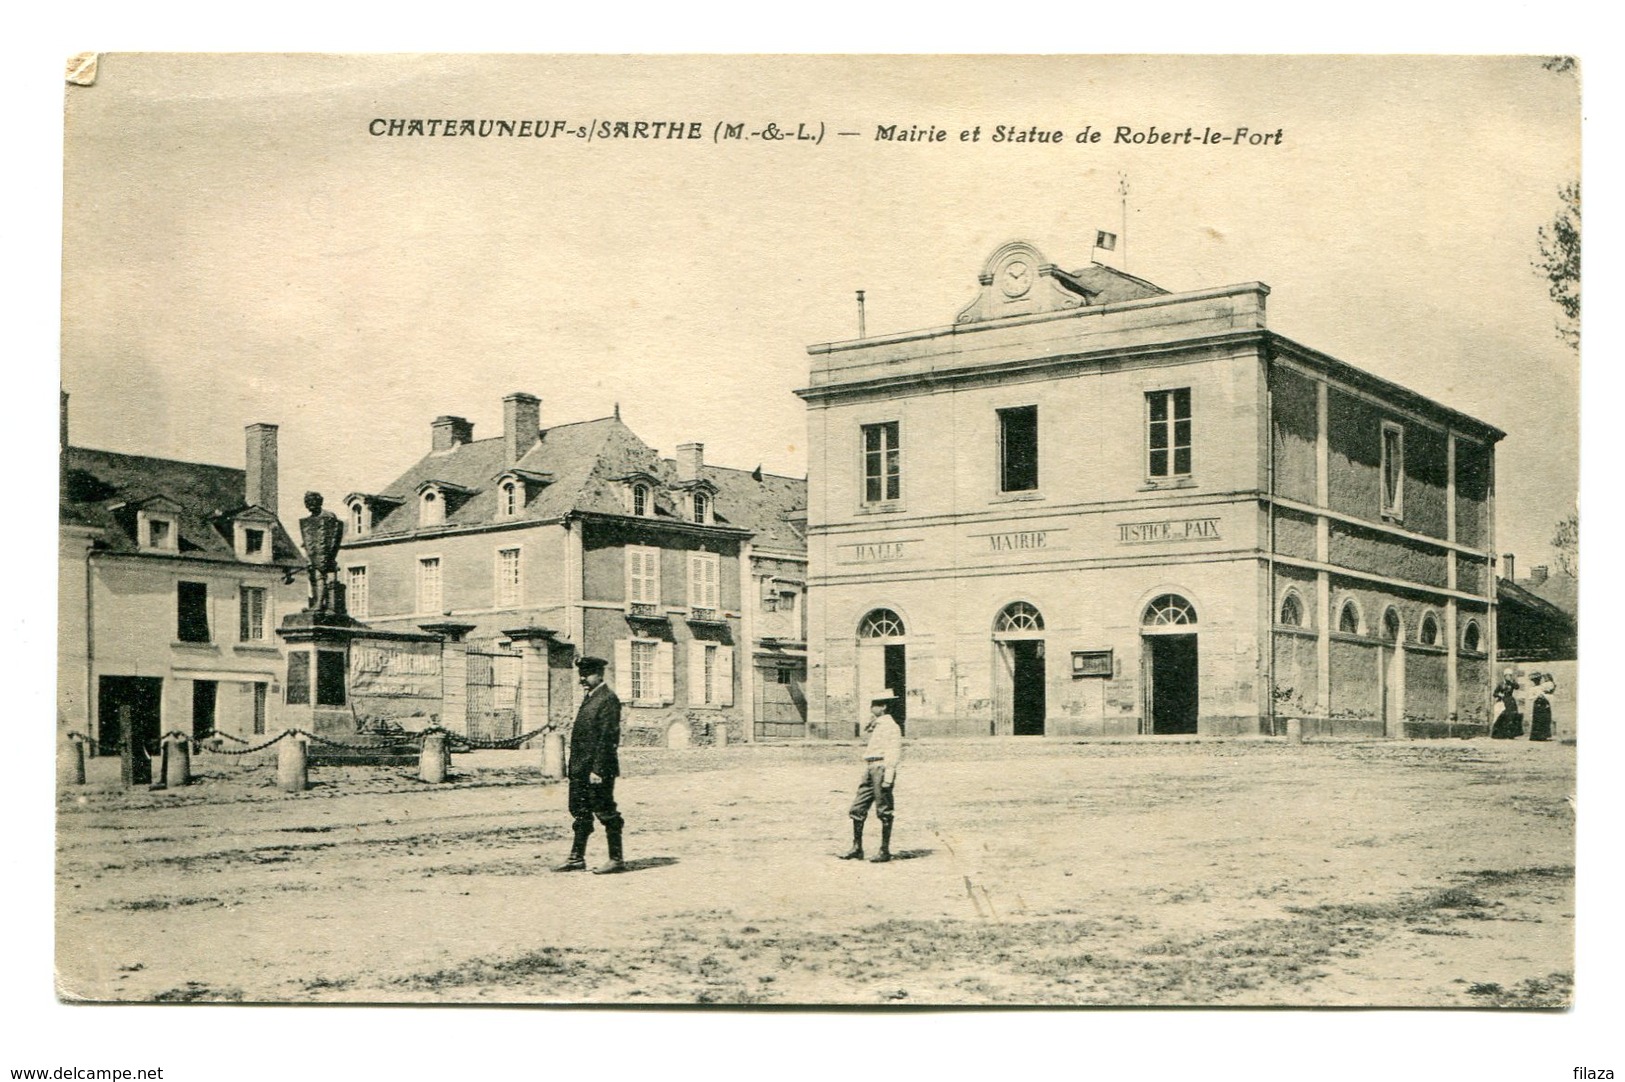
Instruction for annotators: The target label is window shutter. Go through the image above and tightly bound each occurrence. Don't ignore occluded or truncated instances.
[717,645,734,707]
[687,553,698,609]
[624,549,637,603]
[613,640,632,700]
[656,641,675,704]
[688,642,707,705]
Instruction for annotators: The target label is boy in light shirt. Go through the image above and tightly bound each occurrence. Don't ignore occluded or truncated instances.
[840,691,903,863]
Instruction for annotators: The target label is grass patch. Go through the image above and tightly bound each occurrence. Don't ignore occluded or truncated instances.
[400,947,591,990]
[115,895,222,912]
[153,982,243,1003]
[1465,972,1572,1008]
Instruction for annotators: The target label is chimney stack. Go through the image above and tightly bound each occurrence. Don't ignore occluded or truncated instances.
[676,442,704,483]
[503,393,541,463]
[1530,565,1549,585]
[1501,553,1515,582]
[431,415,475,452]
[856,290,866,338]
[245,423,279,511]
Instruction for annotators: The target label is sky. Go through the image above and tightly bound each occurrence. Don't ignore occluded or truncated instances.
[60,54,1580,567]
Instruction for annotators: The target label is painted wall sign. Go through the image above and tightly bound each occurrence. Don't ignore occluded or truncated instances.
[968,527,1067,554]
[837,540,913,563]
[1116,517,1221,544]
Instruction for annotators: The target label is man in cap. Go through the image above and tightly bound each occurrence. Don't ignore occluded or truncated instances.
[840,690,903,863]
[554,656,627,874]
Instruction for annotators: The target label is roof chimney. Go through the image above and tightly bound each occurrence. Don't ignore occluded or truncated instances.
[503,393,541,463]
[1530,565,1549,585]
[676,442,704,483]
[431,415,474,452]
[1501,553,1515,582]
[245,423,278,511]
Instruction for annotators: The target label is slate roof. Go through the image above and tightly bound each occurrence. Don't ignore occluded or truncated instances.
[1058,262,1170,304]
[357,415,807,553]
[1515,572,1578,620]
[60,446,303,564]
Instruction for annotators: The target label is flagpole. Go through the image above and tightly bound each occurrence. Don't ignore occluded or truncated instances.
[1119,172,1129,274]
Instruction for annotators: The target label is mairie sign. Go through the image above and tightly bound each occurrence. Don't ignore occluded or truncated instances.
[1117,517,1221,544]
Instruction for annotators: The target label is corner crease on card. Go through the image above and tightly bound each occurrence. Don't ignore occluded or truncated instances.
[66,53,98,87]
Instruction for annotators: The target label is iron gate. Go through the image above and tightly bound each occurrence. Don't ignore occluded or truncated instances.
[467,647,522,741]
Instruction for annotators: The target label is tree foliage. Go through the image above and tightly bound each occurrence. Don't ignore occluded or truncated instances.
[1550,510,1578,577]
[1533,181,1580,350]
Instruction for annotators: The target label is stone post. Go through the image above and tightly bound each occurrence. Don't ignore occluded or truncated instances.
[59,733,86,787]
[277,733,308,792]
[715,722,729,748]
[419,731,448,783]
[543,732,565,778]
[163,733,191,787]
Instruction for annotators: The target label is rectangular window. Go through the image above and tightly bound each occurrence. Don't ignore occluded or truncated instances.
[417,557,442,614]
[630,639,658,703]
[177,581,210,643]
[702,643,717,704]
[862,421,901,503]
[346,566,369,620]
[239,585,267,641]
[1146,388,1193,479]
[244,528,266,556]
[998,405,1039,492]
[626,545,661,606]
[688,551,720,613]
[148,517,172,549]
[252,682,268,735]
[1381,422,1405,518]
[496,547,522,608]
[777,668,794,685]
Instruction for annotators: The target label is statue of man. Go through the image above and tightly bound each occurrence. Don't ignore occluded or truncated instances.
[299,491,346,614]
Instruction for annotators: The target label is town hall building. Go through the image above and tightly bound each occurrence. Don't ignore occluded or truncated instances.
[798,240,1504,740]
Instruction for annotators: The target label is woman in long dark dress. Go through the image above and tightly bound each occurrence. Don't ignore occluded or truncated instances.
[1491,671,1523,739]
[1528,673,1555,742]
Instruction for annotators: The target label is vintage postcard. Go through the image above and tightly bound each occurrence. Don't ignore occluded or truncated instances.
[54,54,1580,1019]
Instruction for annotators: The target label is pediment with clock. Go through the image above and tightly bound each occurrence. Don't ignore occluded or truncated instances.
[954,240,1110,324]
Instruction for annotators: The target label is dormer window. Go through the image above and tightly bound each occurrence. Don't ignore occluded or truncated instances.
[692,492,709,524]
[231,512,277,564]
[137,507,180,553]
[420,488,443,527]
[500,481,518,519]
[350,502,366,536]
[615,472,661,518]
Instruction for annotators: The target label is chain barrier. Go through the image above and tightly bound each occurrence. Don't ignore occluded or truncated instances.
[188,723,558,756]
[445,723,555,751]
[200,729,296,756]
[300,730,423,751]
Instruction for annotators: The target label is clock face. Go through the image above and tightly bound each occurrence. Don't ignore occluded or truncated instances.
[1000,259,1031,297]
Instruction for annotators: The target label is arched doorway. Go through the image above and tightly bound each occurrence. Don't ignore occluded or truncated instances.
[857,608,907,736]
[1379,606,1405,737]
[1141,593,1199,734]
[993,602,1046,736]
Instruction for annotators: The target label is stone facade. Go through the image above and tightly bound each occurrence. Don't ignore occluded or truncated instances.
[799,241,1503,740]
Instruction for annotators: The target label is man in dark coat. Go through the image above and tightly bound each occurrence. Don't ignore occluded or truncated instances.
[554,656,626,874]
